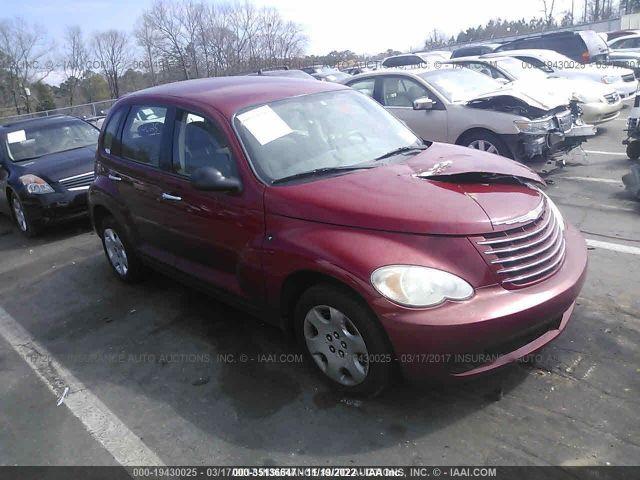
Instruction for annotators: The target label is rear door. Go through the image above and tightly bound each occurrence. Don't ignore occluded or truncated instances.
[109,104,177,265]
[377,75,448,142]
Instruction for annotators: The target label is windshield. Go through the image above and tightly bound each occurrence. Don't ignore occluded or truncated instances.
[495,58,549,81]
[234,90,422,183]
[536,51,576,69]
[5,119,99,162]
[419,68,502,102]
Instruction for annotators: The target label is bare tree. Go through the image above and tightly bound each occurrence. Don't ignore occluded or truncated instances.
[144,0,192,79]
[61,26,88,106]
[135,16,159,85]
[92,30,130,98]
[0,17,54,114]
[541,0,556,24]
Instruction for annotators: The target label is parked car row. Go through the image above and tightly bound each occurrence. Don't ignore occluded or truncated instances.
[11,26,640,397]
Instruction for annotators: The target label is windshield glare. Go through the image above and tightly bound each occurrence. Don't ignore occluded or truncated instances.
[419,68,501,102]
[5,119,99,162]
[496,58,549,81]
[234,90,422,183]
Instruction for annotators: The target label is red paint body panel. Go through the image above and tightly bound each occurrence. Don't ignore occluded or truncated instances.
[89,77,588,382]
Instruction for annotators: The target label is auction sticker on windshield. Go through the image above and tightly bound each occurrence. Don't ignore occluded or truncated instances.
[237,105,293,145]
[7,130,26,144]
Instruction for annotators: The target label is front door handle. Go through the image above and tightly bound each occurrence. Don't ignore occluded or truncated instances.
[161,193,182,202]
[108,173,122,181]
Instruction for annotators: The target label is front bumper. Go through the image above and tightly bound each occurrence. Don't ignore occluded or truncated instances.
[374,224,588,382]
[20,189,89,226]
[613,80,638,100]
[581,100,622,124]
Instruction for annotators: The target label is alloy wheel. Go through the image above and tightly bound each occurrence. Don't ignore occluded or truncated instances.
[303,305,369,386]
[103,228,129,277]
[468,139,499,154]
[12,197,27,232]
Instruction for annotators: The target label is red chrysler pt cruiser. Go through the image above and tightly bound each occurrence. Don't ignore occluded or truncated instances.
[88,76,587,395]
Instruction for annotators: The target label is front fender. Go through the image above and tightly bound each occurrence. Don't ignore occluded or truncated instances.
[263,214,495,313]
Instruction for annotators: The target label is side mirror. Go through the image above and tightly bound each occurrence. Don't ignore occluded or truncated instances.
[191,166,242,193]
[495,77,509,85]
[413,97,435,110]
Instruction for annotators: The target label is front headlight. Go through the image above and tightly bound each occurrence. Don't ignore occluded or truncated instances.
[19,174,54,194]
[514,117,555,134]
[601,75,619,84]
[371,265,474,308]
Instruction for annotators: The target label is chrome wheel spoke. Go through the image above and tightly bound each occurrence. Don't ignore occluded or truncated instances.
[103,228,129,276]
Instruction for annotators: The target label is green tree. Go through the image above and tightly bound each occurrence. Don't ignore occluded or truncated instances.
[33,82,56,111]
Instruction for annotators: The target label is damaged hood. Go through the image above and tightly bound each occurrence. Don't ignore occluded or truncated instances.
[265,143,545,235]
[465,84,570,112]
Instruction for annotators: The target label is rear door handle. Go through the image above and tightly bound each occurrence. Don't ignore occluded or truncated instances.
[108,173,122,181]
[161,193,182,202]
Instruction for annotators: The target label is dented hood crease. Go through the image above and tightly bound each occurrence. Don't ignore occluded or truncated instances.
[265,143,545,235]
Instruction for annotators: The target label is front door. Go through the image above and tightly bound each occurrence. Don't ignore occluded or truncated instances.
[159,108,265,302]
[377,75,449,142]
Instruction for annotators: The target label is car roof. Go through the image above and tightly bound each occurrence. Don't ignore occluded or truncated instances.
[118,76,346,117]
[611,33,640,42]
[0,115,83,130]
[482,49,554,59]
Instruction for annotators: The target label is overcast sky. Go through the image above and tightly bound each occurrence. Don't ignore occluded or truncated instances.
[5,0,576,55]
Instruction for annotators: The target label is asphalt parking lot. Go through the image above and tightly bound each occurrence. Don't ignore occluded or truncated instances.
[0,110,639,467]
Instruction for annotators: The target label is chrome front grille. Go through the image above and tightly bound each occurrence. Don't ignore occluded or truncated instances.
[58,171,95,191]
[473,200,566,288]
[555,111,573,133]
[604,92,620,104]
[622,73,636,82]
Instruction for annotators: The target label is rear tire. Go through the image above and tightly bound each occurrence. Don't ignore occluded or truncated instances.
[626,141,640,160]
[294,283,394,397]
[10,192,41,238]
[460,131,512,159]
[99,216,146,283]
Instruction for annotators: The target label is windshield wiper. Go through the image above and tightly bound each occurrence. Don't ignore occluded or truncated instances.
[373,145,428,161]
[271,165,373,185]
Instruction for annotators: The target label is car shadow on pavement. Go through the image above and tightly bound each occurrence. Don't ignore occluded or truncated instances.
[0,215,92,252]
[0,248,539,460]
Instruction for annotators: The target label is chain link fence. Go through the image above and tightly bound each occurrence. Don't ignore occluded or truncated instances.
[0,99,117,125]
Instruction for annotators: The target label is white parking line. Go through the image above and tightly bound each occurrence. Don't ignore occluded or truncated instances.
[0,306,164,467]
[559,176,622,184]
[586,239,640,255]
[584,150,626,156]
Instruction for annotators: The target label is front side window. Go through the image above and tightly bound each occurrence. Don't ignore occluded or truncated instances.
[380,77,429,107]
[121,105,167,166]
[4,118,99,162]
[348,78,376,97]
[234,90,422,183]
[172,111,236,178]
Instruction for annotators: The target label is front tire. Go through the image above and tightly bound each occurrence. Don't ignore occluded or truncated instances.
[10,192,41,238]
[294,284,394,396]
[626,141,640,160]
[460,131,512,158]
[99,216,146,283]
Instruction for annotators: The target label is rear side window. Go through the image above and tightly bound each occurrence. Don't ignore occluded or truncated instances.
[102,108,125,155]
[121,106,168,166]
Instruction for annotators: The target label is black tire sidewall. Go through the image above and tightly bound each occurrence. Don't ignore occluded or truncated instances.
[627,142,640,160]
[294,283,394,396]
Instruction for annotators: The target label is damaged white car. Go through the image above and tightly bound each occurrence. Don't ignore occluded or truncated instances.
[344,67,595,170]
